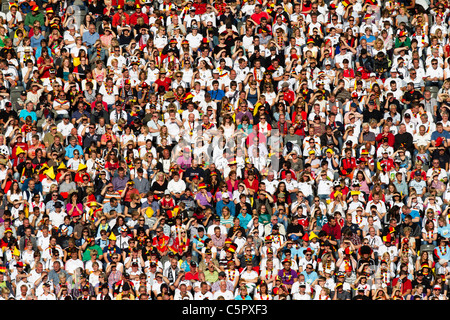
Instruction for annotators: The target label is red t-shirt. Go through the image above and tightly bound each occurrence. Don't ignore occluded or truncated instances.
[152,235,170,251]
[11,143,28,159]
[130,12,149,26]
[282,90,296,105]
[74,172,90,184]
[244,178,259,194]
[192,3,207,15]
[251,11,270,25]
[392,277,412,295]
[155,77,172,91]
[185,271,200,281]
[343,69,355,78]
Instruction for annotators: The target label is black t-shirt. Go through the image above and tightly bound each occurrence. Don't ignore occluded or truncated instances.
[118,33,133,46]
[184,167,205,182]
[394,132,413,152]
[352,294,371,300]
[0,109,18,123]
[235,202,252,215]
[431,149,450,169]
[83,133,101,150]
[336,290,351,300]
[362,108,382,123]
[151,180,168,193]
[411,278,432,293]
[402,90,423,103]
[286,223,304,238]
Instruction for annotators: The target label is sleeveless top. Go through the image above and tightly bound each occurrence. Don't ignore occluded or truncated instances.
[247,89,258,106]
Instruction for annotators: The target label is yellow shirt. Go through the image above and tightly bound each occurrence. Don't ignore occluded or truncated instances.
[115,292,135,300]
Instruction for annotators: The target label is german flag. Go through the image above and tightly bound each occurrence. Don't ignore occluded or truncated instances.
[168,245,178,255]
[342,0,351,7]
[227,243,238,253]
[365,0,377,4]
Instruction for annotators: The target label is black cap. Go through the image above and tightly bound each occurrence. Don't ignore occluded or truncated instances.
[122,282,131,291]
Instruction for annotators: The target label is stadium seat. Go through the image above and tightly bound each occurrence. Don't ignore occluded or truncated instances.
[10,86,24,106]
[428,86,439,99]
[420,244,435,254]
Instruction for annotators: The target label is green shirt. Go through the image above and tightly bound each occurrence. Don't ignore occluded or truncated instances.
[24,12,45,28]
[394,37,411,49]
[259,213,271,225]
[82,245,103,262]
[204,270,219,284]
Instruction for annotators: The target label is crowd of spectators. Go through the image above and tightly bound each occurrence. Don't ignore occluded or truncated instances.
[2,0,450,302]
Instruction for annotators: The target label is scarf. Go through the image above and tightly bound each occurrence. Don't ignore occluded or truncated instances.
[438,245,447,257]
[253,68,262,84]
[381,269,388,284]
[277,121,288,135]
[343,258,352,272]
[226,269,236,282]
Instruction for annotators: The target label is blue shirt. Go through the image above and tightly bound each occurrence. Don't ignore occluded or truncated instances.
[290,245,302,260]
[82,31,100,47]
[401,209,420,223]
[237,212,252,229]
[438,226,450,239]
[208,89,225,101]
[30,34,45,49]
[179,260,191,272]
[103,202,123,214]
[316,214,328,229]
[35,46,52,59]
[431,130,450,141]
[64,144,84,159]
[193,234,208,251]
[434,244,450,262]
[301,270,318,286]
[235,295,252,300]
[360,35,376,44]
[19,109,37,123]
[216,200,236,217]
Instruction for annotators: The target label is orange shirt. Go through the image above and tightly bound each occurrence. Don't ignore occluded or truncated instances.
[27,143,45,159]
